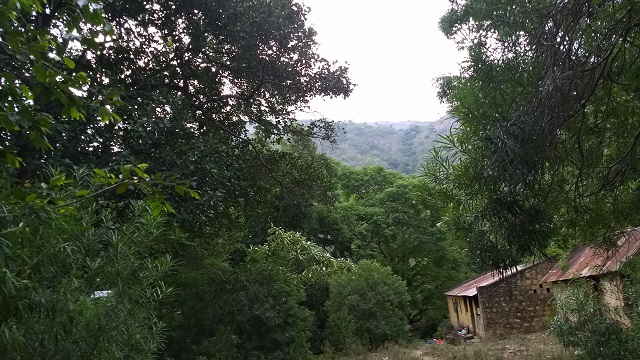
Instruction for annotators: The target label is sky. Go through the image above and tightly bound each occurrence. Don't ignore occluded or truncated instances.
[298,0,464,123]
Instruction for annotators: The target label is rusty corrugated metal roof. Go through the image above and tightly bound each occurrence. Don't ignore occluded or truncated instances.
[445,265,530,297]
[541,227,640,283]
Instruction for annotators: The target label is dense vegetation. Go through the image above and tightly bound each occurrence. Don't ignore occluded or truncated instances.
[0,1,469,359]
[433,0,640,358]
[315,117,455,175]
[6,0,640,359]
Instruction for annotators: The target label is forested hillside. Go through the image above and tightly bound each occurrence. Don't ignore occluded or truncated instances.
[315,116,455,174]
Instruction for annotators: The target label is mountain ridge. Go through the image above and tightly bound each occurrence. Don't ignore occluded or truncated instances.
[316,115,456,174]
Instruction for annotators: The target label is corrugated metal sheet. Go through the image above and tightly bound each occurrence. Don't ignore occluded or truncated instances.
[541,227,640,283]
[445,265,529,297]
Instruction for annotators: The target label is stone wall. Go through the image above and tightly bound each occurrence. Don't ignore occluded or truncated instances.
[477,259,556,338]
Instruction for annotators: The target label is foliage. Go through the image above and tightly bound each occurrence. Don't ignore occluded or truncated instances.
[0,0,117,170]
[433,0,640,269]
[317,117,455,175]
[325,260,411,350]
[0,0,482,358]
[248,227,350,284]
[46,0,352,174]
[550,281,639,360]
[0,170,177,359]
[163,228,351,360]
[318,165,471,335]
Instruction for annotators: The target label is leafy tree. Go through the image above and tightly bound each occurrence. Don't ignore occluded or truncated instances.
[317,165,470,334]
[317,119,454,175]
[0,169,177,359]
[0,0,123,177]
[433,0,640,269]
[164,228,348,360]
[432,0,640,356]
[47,0,352,169]
[550,281,637,360]
[1,0,364,358]
[359,177,469,332]
[325,260,410,349]
[242,134,339,244]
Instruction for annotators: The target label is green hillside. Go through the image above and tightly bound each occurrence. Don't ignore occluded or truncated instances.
[316,116,455,174]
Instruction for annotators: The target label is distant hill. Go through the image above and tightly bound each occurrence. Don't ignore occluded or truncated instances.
[316,115,456,175]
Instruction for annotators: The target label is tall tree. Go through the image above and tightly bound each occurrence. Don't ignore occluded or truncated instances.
[434,0,640,268]
[50,0,352,166]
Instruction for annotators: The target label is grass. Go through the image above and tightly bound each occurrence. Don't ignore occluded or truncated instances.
[316,332,577,360]
[315,343,425,360]
[419,332,577,360]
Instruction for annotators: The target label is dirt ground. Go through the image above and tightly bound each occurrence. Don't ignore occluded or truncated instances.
[315,332,575,360]
[416,332,576,360]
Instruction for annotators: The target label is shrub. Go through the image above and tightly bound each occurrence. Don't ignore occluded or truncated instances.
[0,197,175,359]
[550,280,638,360]
[325,260,410,349]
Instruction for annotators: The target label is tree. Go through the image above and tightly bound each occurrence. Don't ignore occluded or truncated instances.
[34,0,354,248]
[433,0,640,269]
[359,177,469,332]
[0,169,177,359]
[318,166,470,334]
[2,1,355,358]
[0,0,118,177]
[47,0,352,169]
[163,228,348,360]
[325,260,410,349]
[550,281,637,360]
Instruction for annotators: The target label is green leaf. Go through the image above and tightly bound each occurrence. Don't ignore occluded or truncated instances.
[76,72,89,84]
[75,190,90,197]
[0,113,19,131]
[133,167,149,179]
[63,57,75,69]
[6,153,22,168]
[49,175,64,186]
[150,201,163,217]
[69,107,83,120]
[49,175,69,187]
[116,182,129,194]
[20,84,33,100]
[164,201,175,214]
[187,189,200,199]
[98,107,110,123]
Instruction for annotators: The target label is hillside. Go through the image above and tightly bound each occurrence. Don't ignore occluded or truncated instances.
[316,115,456,174]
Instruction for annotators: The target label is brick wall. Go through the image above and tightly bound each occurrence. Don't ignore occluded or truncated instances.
[477,259,556,338]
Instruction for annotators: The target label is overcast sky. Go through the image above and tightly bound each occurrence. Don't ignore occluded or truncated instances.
[298,0,464,122]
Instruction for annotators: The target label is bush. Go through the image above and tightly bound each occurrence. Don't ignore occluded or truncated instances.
[170,229,336,360]
[325,260,410,349]
[550,280,638,360]
[0,196,176,359]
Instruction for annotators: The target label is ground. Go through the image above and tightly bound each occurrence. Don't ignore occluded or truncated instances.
[418,332,575,360]
[318,332,576,360]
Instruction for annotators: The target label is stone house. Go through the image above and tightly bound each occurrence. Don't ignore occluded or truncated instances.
[541,227,640,326]
[444,258,556,338]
